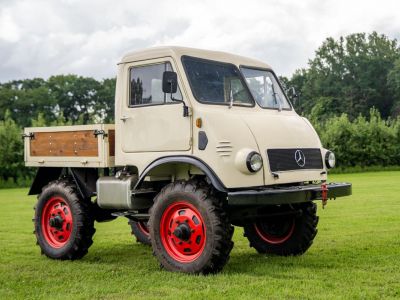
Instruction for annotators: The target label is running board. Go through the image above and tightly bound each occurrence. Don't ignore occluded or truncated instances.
[111,211,150,221]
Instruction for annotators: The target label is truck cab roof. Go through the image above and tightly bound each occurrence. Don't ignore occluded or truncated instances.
[119,46,272,70]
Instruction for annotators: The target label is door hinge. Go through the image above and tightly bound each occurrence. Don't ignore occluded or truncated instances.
[189,137,193,146]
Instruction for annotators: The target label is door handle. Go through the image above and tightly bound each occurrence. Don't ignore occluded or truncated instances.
[120,116,130,122]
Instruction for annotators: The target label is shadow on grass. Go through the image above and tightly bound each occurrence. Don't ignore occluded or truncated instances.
[82,241,331,276]
[85,242,155,265]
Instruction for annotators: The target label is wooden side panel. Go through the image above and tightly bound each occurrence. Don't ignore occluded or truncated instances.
[108,130,115,156]
[30,130,98,157]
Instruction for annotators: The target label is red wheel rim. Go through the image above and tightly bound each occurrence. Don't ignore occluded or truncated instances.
[137,221,149,236]
[41,196,73,248]
[254,218,295,244]
[160,201,206,263]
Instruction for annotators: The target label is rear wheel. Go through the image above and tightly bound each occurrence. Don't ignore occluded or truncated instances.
[149,180,234,274]
[33,179,95,260]
[243,202,318,256]
[129,220,151,245]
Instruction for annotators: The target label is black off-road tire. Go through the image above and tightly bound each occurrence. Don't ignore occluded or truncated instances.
[243,202,318,256]
[33,179,96,260]
[149,180,234,274]
[129,220,151,246]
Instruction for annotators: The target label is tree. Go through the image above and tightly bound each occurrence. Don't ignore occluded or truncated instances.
[0,78,56,127]
[287,32,400,119]
[0,111,25,181]
[387,58,400,116]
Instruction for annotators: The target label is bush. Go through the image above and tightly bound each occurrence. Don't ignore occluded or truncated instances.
[313,108,400,168]
[0,112,31,185]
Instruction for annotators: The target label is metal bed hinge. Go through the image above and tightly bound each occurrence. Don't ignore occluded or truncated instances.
[93,129,108,138]
[21,132,35,140]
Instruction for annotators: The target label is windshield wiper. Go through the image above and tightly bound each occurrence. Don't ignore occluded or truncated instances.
[271,85,282,111]
[229,88,233,109]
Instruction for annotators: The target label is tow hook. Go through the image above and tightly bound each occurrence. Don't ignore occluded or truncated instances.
[321,182,328,209]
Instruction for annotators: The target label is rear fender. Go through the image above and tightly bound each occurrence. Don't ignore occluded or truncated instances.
[28,167,98,199]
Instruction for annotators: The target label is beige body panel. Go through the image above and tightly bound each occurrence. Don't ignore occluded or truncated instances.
[118,57,191,153]
[24,46,328,188]
[24,124,115,168]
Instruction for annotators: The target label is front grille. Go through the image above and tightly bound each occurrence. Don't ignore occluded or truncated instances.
[267,148,323,172]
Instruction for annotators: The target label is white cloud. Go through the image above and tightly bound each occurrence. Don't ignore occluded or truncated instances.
[0,0,399,82]
[0,9,20,43]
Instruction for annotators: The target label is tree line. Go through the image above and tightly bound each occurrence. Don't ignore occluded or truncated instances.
[0,31,400,187]
[281,32,400,119]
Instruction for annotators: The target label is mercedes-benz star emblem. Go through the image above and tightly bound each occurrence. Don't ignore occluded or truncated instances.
[294,150,306,167]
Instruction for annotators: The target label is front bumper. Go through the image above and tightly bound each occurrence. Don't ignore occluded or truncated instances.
[227,182,352,206]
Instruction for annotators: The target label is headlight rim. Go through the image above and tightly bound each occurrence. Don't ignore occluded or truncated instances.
[325,151,336,169]
[246,151,263,173]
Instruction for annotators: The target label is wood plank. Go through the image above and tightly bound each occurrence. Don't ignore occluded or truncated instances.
[108,130,115,156]
[30,130,99,157]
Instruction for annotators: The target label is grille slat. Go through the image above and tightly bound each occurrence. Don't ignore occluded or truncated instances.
[267,148,323,172]
[216,141,233,157]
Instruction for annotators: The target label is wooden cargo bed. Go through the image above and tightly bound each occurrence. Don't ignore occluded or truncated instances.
[24,124,115,168]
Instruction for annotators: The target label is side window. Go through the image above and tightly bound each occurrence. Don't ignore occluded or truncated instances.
[129,62,182,106]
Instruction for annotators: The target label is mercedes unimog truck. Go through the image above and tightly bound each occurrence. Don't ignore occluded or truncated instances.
[23,46,351,274]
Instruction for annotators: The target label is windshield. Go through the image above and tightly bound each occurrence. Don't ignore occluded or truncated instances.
[182,56,254,106]
[240,67,291,109]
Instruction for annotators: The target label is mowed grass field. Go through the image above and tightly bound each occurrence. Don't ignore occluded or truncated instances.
[0,172,399,299]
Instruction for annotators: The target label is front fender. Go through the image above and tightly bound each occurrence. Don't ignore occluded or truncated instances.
[135,155,228,192]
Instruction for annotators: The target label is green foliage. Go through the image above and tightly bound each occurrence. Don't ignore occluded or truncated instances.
[0,75,116,127]
[387,58,400,116]
[287,32,400,119]
[313,108,400,168]
[0,111,34,184]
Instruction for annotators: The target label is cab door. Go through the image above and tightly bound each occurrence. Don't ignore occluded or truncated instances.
[119,58,191,153]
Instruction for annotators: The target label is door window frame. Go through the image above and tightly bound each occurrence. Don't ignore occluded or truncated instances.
[125,57,185,109]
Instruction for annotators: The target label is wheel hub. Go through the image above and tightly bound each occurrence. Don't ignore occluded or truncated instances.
[49,215,64,229]
[254,217,295,244]
[173,222,191,241]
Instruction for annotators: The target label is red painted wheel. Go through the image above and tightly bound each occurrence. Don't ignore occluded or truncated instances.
[41,196,73,248]
[254,219,295,244]
[34,180,95,260]
[129,220,151,245]
[149,181,234,274]
[137,222,150,236]
[243,203,319,256]
[160,202,206,263]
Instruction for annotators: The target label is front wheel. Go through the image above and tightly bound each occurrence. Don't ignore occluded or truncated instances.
[243,202,318,256]
[149,181,234,274]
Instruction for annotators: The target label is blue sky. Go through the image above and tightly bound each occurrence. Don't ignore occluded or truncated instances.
[0,0,399,82]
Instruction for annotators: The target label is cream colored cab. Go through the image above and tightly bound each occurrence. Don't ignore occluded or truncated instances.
[115,46,330,189]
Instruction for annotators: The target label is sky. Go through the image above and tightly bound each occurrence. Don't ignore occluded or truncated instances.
[0,0,399,82]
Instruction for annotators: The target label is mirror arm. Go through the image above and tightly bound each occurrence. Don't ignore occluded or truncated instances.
[169,85,189,117]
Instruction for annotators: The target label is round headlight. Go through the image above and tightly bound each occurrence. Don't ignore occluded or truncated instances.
[246,152,263,173]
[325,151,336,169]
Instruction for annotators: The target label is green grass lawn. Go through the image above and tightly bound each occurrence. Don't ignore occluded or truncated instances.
[0,172,399,299]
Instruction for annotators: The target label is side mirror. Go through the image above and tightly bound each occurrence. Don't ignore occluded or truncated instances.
[162,71,189,117]
[162,71,178,94]
[287,86,299,105]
